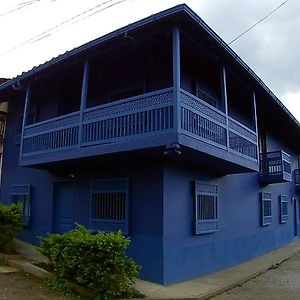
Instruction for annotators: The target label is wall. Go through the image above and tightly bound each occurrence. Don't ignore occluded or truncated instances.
[162,159,295,284]
[0,96,165,282]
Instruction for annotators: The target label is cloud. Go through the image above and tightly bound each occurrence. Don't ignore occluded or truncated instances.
[281,91,300,121]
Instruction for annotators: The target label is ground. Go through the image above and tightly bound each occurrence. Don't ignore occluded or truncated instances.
[212,251,300,300]
[0,272,75,300]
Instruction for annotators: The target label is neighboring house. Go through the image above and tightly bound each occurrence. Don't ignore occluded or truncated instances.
[0,79,8,186]
[0,5,300,285]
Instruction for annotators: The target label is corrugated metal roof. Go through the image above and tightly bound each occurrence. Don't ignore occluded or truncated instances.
[0,3,299,129]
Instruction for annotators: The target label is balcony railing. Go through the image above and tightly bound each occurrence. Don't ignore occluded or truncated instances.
[259,150,292,184]
[21,87,258,167]
[180,89,258,161]
[0,111,6,139]
[294,169,300,191]
[22,88,174,155]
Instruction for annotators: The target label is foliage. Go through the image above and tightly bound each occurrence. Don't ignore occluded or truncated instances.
[0,203,23,252]
[39,225,140,299]
[44,277,78,298]
[0,256,8,266]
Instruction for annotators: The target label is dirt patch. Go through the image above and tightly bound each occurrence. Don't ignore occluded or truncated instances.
[0,272,77,300]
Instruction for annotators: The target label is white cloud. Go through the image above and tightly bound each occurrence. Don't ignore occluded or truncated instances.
[281,91,300,122]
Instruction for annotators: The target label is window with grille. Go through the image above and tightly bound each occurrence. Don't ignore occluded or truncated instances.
[280,195,288,223]
[261,192,272,226]
[109,80,144,102]
[194,181,218,234]
[90,178,129,235]
[10,184,31,226]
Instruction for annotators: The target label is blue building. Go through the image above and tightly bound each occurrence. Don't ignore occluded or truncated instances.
[0,4,300,285]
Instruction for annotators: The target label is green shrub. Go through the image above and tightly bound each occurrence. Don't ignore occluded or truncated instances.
[0,256,8,266]
[39,225,140,299]
[0,203,23,252]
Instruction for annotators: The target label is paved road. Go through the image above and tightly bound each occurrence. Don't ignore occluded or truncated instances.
[0,272,70,300]
[212,251,300,300]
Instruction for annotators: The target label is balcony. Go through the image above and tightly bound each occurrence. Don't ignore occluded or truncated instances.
[0,111,6,139]
[294,169,300,191]
[20,88,259,171]
[259,150,292,184]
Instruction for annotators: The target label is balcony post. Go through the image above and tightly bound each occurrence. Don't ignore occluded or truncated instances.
[253,91,259,162]
[19,84,32,160]
[172,26,181,133]
[78,59,90,147]
[221,65,230,150]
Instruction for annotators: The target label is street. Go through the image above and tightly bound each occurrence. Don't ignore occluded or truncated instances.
[212,251,300,300]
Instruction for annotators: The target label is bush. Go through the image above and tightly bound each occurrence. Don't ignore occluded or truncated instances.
[39,225,140,299]
[0,203,23,252]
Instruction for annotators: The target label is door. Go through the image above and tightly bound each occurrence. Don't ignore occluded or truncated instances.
[53,182,75,234]
[294,198,298,236]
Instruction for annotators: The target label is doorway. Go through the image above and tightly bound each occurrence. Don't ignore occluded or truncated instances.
[53,182,75,234]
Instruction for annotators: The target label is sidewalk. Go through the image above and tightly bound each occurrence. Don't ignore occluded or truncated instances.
[135,238,300,299]
[2,238,300,299]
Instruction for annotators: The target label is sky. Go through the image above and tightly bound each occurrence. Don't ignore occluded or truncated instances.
[0,0,299,120]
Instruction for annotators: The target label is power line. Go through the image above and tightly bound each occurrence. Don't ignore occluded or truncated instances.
[228,0,289,45]
[0,0,127,56]
[0,0,40,18]
[0,0,58,18]
[27,0,126,45]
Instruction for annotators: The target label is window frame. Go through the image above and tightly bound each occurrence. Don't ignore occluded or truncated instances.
[90,178,129,235]
[261,192,272,226]
[10,184,31,226]
[280,195,288,224]
[194,181,218,235]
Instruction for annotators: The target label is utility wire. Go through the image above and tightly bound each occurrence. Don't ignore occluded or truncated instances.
[0,0,127,56]
[27,0,127,45]
[228,0,289,45]
[0,0,57,18]
[0,0,40,18]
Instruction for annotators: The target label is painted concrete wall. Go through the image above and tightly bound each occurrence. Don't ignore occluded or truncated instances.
[162,160,295,284]
[0,97,165,282]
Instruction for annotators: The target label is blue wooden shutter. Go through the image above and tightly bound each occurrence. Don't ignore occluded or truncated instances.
[261,192,272,226]
[194,181,218,234]
[90,178,129,235]
[280,195,288,223]
[10,184,31,226]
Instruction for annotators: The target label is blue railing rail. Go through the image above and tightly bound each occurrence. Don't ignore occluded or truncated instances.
[259,150,292,183]
[21,87,258,164]
[294,169,300,191]
[0,111,6,138]
[180,89,258,161]
[22,88,174,156]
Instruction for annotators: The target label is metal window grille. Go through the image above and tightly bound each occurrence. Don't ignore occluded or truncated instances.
[261,192,272,226]
[90,178,129,235]
[110,86,144,102]
[280,195,288,224]
[195,181,218,234]
[10,184,31,226]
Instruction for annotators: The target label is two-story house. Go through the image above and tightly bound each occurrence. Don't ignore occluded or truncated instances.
[0,5,300,285]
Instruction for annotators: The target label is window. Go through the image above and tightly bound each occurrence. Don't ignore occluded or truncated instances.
[280,195,288,223]
[195,79,218,108]
[261,192,272,226]
[10,185,31,226]
[109,80,144,102]
[194,181,218,234]
[90,178,129,235]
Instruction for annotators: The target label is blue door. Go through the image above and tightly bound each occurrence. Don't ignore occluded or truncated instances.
[53,182,75,234]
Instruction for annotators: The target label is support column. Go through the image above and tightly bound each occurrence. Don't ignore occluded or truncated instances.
[172,26,181,133]
[19,84,32,160]
[253,91,260,162]
[78,59,90,147]
[221,65,230,150]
